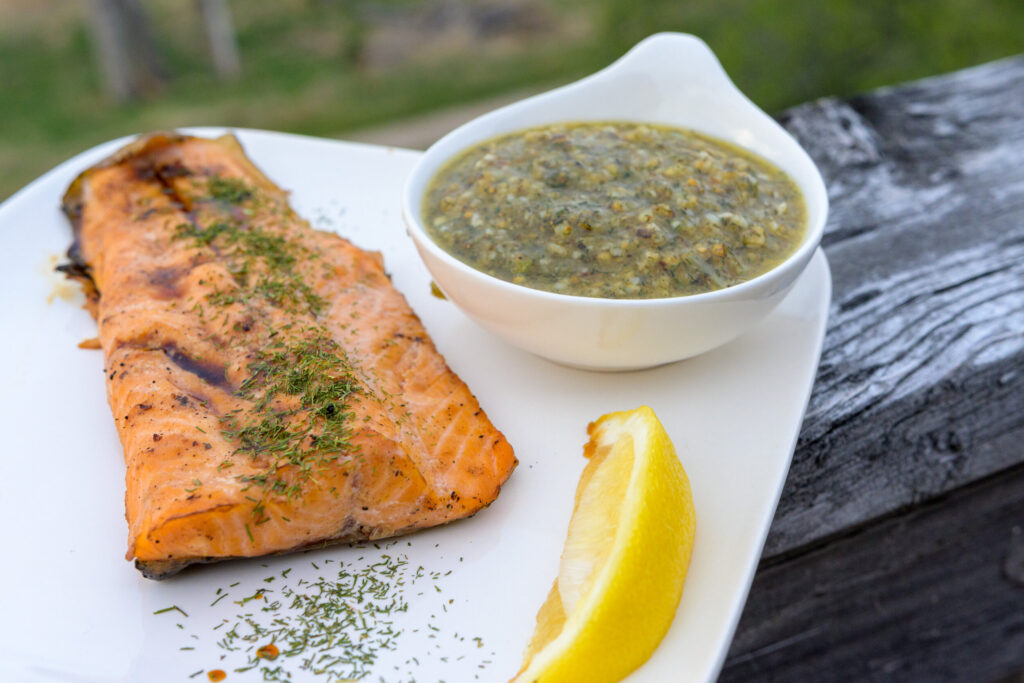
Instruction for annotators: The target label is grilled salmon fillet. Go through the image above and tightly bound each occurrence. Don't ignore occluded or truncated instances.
[61,132,517,579]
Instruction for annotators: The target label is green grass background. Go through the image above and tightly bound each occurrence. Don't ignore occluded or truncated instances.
[1,0,1022,200]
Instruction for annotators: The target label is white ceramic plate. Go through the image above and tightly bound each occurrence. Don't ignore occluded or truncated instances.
[0,129,830,683]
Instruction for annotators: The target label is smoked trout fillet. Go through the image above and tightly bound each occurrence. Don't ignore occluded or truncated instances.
[61,132,517,579]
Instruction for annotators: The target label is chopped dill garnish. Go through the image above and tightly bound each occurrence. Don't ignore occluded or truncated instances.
[169,175,362,518]
[207,176,252,204]
[220,329,361,507]
[153,605,189,617]
[188,553,477,681]
[172,211,323,317]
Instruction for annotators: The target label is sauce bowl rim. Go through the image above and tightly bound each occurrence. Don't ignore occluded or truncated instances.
[402,32,828,309]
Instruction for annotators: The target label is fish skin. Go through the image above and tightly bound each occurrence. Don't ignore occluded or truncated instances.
[63,132,517,579]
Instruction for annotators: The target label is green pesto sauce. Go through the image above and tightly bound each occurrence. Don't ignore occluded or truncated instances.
[423,122,807,299]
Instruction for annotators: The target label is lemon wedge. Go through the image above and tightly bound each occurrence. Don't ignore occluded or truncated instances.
[512,406,696,683]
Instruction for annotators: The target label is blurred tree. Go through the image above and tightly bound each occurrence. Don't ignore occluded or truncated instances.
[197,0,241,79]
[87,0,167,101]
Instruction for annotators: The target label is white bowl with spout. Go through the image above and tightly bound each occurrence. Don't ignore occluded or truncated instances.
[402,32,828,371]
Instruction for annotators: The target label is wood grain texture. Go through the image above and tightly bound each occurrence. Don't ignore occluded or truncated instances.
[764,56,1024,558]
[721,463,1024,683]
[720,57,1024,682]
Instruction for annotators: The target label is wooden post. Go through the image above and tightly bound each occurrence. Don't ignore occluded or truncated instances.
[197,0,242,79]
[86,0,167,101]
[87,0,134,101]
[119,0,168,85]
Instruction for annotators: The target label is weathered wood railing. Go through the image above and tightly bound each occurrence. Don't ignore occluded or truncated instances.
[721,56,1024,682]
